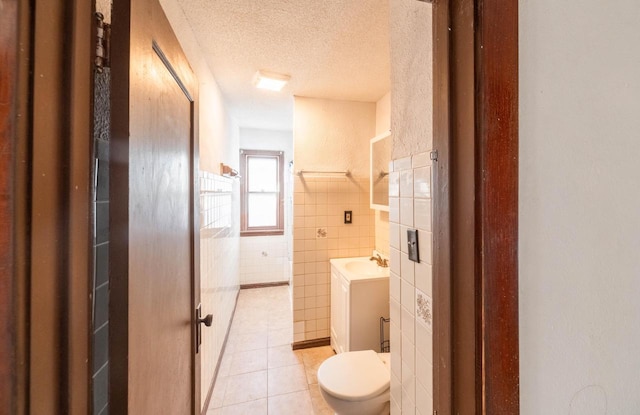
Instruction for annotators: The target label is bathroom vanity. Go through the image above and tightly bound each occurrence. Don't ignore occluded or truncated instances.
[330,257,390,353]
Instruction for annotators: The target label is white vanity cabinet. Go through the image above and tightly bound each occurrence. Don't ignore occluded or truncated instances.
[330,258,390,353]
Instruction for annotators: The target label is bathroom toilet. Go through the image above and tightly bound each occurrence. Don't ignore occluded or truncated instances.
[317,350,391,415]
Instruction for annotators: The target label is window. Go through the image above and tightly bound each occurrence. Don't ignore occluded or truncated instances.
[240,149,284,236]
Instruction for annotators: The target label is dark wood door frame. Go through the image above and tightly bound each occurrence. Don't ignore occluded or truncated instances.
[432,0,519,413]
[1,0,94,413]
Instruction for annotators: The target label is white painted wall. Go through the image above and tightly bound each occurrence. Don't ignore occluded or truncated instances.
[376,92,391,135]
[239,128,293,285]
[519,1,640,413]
[390,1,432,160]
[293,96,376,178]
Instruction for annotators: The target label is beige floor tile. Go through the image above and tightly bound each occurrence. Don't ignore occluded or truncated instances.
[226,331,268,353]
[208,376,228,409]
[268,327,293,348]
[308,383,334,415]
[206,408,221,415]
[217,352,233,379]
[304,362,320,385]
[228,348,267,376]
[220,398,267,415]
[268,345,304,369]
[268,364,309,396]
[230,318,269,336]
[268,390,315,415]
[223,370,267,406]
[300,346,335,367]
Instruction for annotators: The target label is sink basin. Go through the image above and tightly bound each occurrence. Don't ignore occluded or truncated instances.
[344,260,383,276]
[330,256,390,281]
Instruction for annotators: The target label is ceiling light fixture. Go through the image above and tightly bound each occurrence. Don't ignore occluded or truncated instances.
[253,70,290,91]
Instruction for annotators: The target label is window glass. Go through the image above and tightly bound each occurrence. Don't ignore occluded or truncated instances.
[247,194,278,227]
[248,157,278,192]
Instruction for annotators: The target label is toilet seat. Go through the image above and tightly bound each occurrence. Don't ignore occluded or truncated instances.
[317,350,390,402]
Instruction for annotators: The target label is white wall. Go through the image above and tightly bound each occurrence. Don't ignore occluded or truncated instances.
[390,1,433,160]
[239,128,293,285]
[519,1,640,413]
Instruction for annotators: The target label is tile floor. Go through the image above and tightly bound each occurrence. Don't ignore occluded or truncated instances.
[206,286,335,415]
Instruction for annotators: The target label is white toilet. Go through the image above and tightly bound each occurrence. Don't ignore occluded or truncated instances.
[317,350,391,415]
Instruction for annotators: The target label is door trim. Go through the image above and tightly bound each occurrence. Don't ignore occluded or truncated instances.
[432,0,519,413]
[475,1,519,412]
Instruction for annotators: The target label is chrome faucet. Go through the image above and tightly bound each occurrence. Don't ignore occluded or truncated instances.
[369,253,389,268]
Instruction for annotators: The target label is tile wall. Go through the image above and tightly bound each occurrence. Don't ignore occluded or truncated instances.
[292,175,375,343]
[388,152,434,415]
[239,236,289,285]
[199,170,240,405]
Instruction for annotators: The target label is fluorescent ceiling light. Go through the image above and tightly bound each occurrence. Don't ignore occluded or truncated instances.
[254,70,290,91]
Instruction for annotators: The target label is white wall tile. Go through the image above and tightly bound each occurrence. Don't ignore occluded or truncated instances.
[401,360,416,412]
[389,171,400,197]
[414,199,432,232]
[390,321,402,379]
[390,297,401,327]
[414,261,432,299]
[389,221,400,250]
[400,254,415,285]
[415,319,433,365]
[401,279,415,316]
[416,352,433,395]
[415,380,433,415]
[400,169,414,198]
[394,156,412,171]
[390,369,403,415]
[389,196,400,223]
[413,167,431,199]
[400,197,414,227]
[417,231,432,265]
[390,272,401,303]
[390,248,401,275]
[401,306,415,343]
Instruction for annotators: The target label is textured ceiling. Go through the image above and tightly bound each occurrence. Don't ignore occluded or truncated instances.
[176,0,390,130]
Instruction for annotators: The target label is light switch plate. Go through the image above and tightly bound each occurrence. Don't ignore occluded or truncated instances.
[407,229,419,262]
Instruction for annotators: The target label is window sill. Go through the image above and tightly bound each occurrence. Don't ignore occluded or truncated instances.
[240,230,284,237]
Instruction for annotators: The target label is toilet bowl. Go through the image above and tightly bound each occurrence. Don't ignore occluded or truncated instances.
[317,350,391,415]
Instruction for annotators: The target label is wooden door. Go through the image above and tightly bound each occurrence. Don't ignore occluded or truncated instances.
[110,0,200,412]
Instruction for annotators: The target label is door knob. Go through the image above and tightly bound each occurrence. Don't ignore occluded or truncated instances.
[195,303,212,353]
[198,313,213,327]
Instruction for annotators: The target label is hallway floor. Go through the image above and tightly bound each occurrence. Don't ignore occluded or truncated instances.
[206,286,335,415]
